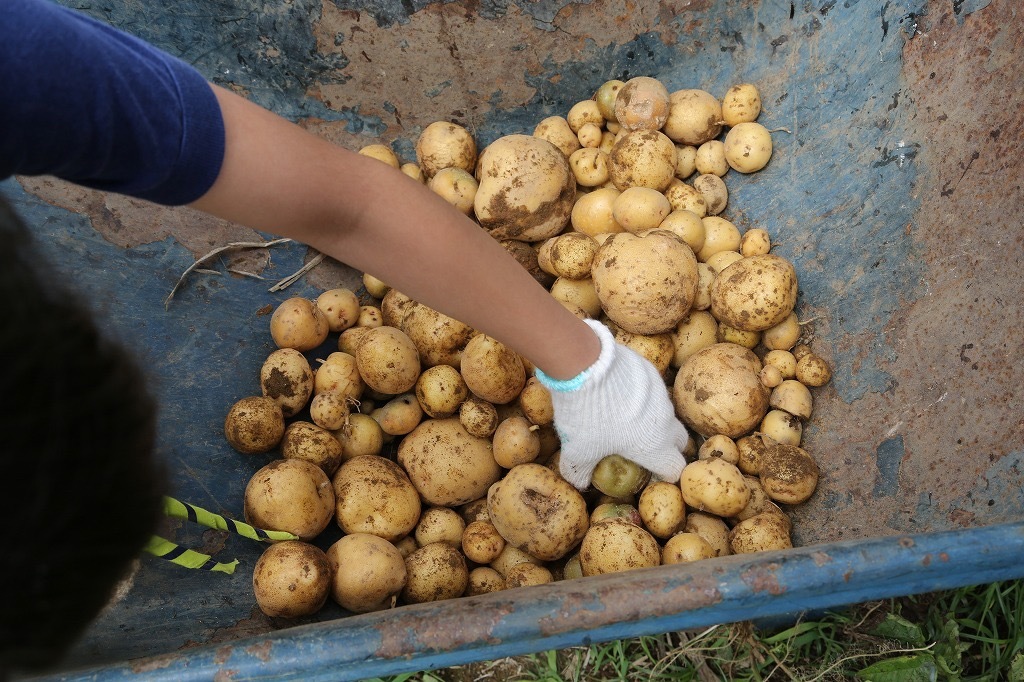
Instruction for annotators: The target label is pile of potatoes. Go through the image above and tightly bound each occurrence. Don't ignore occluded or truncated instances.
[224,76,834,619]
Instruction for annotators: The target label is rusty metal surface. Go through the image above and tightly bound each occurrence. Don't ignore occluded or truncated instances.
[4,0,1023,672]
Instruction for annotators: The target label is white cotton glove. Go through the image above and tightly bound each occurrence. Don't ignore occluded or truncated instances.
[535,319,691,490]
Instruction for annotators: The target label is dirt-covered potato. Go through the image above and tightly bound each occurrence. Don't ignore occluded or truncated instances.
[466,567,506,596]
[796,353,833,387]
[671,310,719,368]
[710,254,799,332]
[459,396,500,438]
[505,563,555,589]
[693,173,728,216]
[252,540,331,618]
[722,83,762,126]
[724,122,773,173]
[663,89,723,146]
[474,134,576,242]
[607,322,674,375]
[518,376,554,427]
[638,481,687,539]
[608,129,677,191]
[326,533,407,614]
[313,352,364,403]
[673,343,769,438]
[729,512,793,554]
[657,209,705,254]
[613,76,671,131]
[398,417,503,507]
[309,391,352,431]
[492,415,542,468]
[461,520,506,564]
[579,518,660,576]
[662,532,717,564]
[244,459,335,541]
[412,364,469,419]
[415,121,477,178]
[664,179,708,217]
[260,348,314,418]
[281,421,344,475]
[592,231,698,335]
[760,409,803,446]
[224,396,286,455]
[759,442,819,505]
[270,297,330,352]
[332,455,421,541]
[591,454,652,498]
[402,542,469,604]
[400,300,477,369]
[568,147,611,187]
[698,434,740,465]
[315,288,361,333]
[770,379,814,419]
[460,334,526,405]
[538,232,600,280]
[680,458,751,517]
[487,463,590,561]
[355,325,421,395]
[414,507,466,548]
[489,544,543,579]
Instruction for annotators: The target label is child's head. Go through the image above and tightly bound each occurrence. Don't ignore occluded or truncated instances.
[0,195,167,674]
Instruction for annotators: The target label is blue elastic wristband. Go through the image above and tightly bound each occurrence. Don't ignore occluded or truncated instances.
[535,366,590,393]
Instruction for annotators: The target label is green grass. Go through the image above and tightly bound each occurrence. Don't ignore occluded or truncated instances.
[368,580,1024,682]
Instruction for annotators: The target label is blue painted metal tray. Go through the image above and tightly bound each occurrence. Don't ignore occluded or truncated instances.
[7,0,1023,678]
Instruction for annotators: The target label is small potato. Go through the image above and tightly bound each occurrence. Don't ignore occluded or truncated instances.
[662,532,716,564]
[400,301,477,368]
[428,167,478,215]
[281,421,344,475]
[591,454,652,498]
[415,507,466,548]
[724,122,773,173]
[722,83,762,126]
[680,458,751,517]
[705,250,744,274]
[393,535,419,559]
[657,209,705,254]
[459,497,491,524]
[415,121,477,178]
[759,443,819,505]
[717,322,761,349]
[314,352,364,402]
[333,412,384,460]
[260,348,314,418]
[362,273,390,299]
[309,391,351,431]
[400,163,424,183]
[326,533,406,614]
[461,520,506,564]
[760,409,803,446]
[459,396,499,438]
[493,416,542,468]
[518,376,554,426]
[732,475,786,523]
[608,130,677,192]
[693,173,728,216]
[792,343,813,362]
[613,76,671,131]
[460,335,526,405]
[466,567,506,596]
[740,228,772,256]
[612,186,672,233]
[577,122,604,148]
[796,353,833,387]
[762,313,802,351]
[402,542,469,604]
[533,116,582,157]
[695,140,729,177]
[663,180,708,217]
[671,310,719,368]
[697,216,742,262]
[590,502,643,527]
[489,544,543,579]
[245,459,335,541]
[225,396,285,455]
[568,148,611,187]
[567,99,604,133]
[505,563,554,589]
[663,89,723,146]
[270,297,330,352]
[729,512,793,554]
[674,144,698,180]
[549,277,602,319]
[638,481,687,539]
[683,511,731,557]
[698,434,740,465]
[358,143,400,168]
[253,541,331,618]
[537,232,599,280]
[355,326,421,396]
[736,433,774,476]
[608,323,674,375]
[316,288,361,333]
[693,262,715,311]
[415,364,469,419]
[760,365,784,389]
[594,79,625,121]
[764,349,798,379]
[770,379,813,419]
[374,393,423,436]
[357,305,383,328]
[332,455,421,541]
[579,518,660,576]
[570,186,625,237]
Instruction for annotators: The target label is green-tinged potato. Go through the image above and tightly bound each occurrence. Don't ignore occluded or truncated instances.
[333,412,384,460]
[224,396,285,455]
[595,79,625,121]
[474,134,575,242]
[590,502,643,527]
[608,130,676,191]
[460,334,526,405]
[398,417,502,507]
[673,343,769,438]
[592,231,698,335]
[270,297,329,352]
[316,288,361,333]
[724,122,773,173]
[253,541,331,618]
[579,518,660,576]
[281,421,344,476]
[461,520,506,564]
[260,348,314,418]
[591,454,652,498]
[244,459,335,541]
[759,442,819,505]
[680,458,751,517]
[663,89,723,146]
[638,481,687,539]
[710,254,798,332]
[355,326,421,395]
[662,532,717,564]
[683,511,731,557]
[326,533,406,614]
[729,512,793,554]
[487,463,590,561]
[332,455,421,541]
[402,542,468,604]
[414,507,466,548]
[415,121,477,178]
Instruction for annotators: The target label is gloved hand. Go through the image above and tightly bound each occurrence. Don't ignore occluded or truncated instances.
[535,319,690,490]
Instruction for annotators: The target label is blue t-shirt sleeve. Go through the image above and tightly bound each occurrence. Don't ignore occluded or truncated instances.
[1,0,226,206]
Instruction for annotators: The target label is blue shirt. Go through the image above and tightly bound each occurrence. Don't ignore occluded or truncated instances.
[1,0,225,205]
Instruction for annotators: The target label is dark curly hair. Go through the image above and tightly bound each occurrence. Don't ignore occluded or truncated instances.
[0,195,168,675]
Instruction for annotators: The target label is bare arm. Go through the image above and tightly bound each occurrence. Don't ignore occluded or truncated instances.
[190,84,599,380]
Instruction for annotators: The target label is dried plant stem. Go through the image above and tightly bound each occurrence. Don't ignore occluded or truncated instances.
[269,252,326,292]
[164,237,292,309]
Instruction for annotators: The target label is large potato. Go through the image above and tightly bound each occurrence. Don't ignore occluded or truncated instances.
[486,463,589,561]
[673,343,769,438]
[474,134,576,242]
[354,326,421,395]
[579,518,660,576]
[679,458,751,517]
[244,459,335,541]
[252,540,331,618]
[592,230,698,335]
[397,417,502,507]
[332,455,421,541]
[607,130,676,191]
[710,254,799,332]
[460,334,526,405]
[326,533,407,614]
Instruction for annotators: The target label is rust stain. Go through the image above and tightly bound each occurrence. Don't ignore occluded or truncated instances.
[922,554,931,567]
[899,537,914,549]
[939,552,950,562]
[213,645,233,665]
[129,652,178,674]
[213,669,238,682]
[245,641,273,662]
[374,601,513,658]
[740,563,785,595]
[810,551,832,566]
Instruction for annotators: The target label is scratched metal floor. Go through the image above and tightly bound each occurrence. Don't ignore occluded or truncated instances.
[5,0,1022,673]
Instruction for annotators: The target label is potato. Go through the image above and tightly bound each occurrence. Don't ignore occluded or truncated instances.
[577,122,603,149]
[489,544,542,579]
[549,277,602,319]
[568,148,611,187]
[705,250,744,274]
[760,409,803,446]
[459,396,499,438]
[474,134,575,242]
[460,334,526,405]
[567,99,604,133]
[736,433,774,476]
[358,143,400,168]
[281,421,344,475]
[415,507,466,548]
[357,305,382,328]
[411,364,468,419]
[710,254,799,331]
[373,393,423,436]
[607,130,676,191]
[662,532,717,564]
[537,232,599,280]
[770,379,813,419]
[466,567,506,596]
[663,89,723,146]
[533,115,582,157]
[612,186,672,233]
[680,458,751,517]
[252,540,331,618]
[722,83,762,126]
[570,186,625,236]
[316,288,361,333]
[398,417,503,507]
[697,434,740,465]
[759,442,819,505]
[796,353,833,387]
[518,376,554,426]
[326,533,407,614]
[400,163,424,183]
[393,535,419,559]
[355,326,421,395]
[607,322,674,375]
[683,511,731,557]
[672,343,769,438]
[428,167,478,215]
[505,563,554,589]
[762,312,801,351]
[244,459,335,541]
[590,502,643,527]
[259,349,314,418]
[694,140,729,177]
[592,231,698,335]
[579,518,660,576]
[594,79,625,121]
[663,179,708,217]
[362,273,390,299]
[492,416,542,468]
[724,122,773,173]
[674,144,699,180]
[729,512,793,554]
[657,209,705,254]
[270,297,330,352]
[717,322,761,350]
[693,173,728,216]
[461,520,506,564]
[697,216,741,262]
[224,396,286,455]
[740,228,772,256]
[759,365,785,390]
[402,542,469,604]
[415,121,477,178]
[337,326,371,355]
[613,76,671,131]
[332,455,421,541]
[670,310,719,368]
[333,412,384,460]
[487,463,590,561]
[732,475,789,523]
[591,454,652,498]
[309,391,352,431]
[764,349,798,379]
[313,352,364,404]
[638,481,687,539]
[400,301,477,368]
